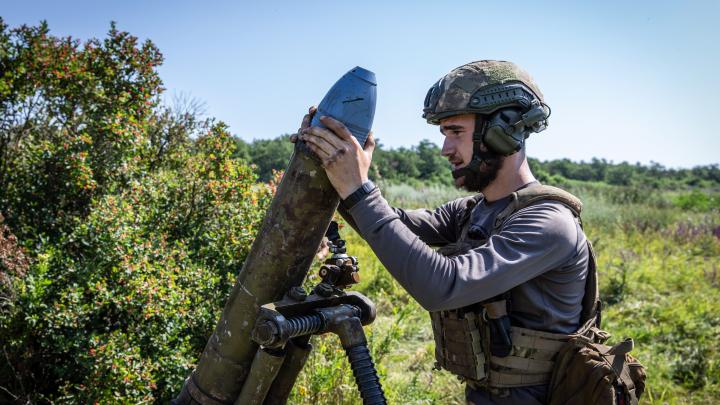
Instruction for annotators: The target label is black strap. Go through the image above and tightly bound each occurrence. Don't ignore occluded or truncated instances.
[451,115,495,180]
[341,180,376,210]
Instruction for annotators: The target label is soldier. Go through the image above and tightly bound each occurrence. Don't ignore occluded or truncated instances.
[297,60,596,405]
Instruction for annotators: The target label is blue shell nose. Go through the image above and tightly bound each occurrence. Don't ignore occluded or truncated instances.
[349,66,376,86]
[310,66,377,147]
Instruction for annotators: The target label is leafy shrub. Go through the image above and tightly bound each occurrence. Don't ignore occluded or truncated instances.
[674,190,720,212]
[0,19,163,242]
[0,213,29,317]
[0,124,273,403]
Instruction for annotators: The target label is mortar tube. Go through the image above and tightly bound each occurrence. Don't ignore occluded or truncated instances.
[175,142,339,404]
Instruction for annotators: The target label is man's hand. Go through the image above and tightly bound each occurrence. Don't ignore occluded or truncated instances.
[293,108,375,199]
[290,106,317,144]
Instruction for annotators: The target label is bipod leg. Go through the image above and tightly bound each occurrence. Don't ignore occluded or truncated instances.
[263,336,313,405]
[251,295,381,404]
[333,316,387,405]
[234,348,285,405]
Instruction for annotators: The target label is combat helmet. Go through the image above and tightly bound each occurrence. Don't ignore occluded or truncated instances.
[423,60,550,164]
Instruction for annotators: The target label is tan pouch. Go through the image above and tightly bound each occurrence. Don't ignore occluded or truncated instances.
[548,334,646,405]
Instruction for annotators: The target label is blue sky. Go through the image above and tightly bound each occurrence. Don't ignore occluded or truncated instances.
[4,1,719,167]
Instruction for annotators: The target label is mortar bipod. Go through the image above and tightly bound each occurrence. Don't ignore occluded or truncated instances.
[246,295,384,405]
[241,221,386,405]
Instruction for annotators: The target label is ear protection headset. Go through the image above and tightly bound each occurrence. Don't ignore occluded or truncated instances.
[480,99,549,156]
[451,83,550,179]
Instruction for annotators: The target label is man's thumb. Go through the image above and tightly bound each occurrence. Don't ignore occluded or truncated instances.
[364,132,376,154]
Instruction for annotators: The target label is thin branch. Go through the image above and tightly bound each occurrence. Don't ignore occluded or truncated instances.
[2,346,26,400]
[0,385,19,401]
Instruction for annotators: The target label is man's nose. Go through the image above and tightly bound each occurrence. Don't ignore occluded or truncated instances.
[441,137,454,158]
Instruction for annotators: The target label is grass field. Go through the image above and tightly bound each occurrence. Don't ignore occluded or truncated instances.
[289,181,720,404]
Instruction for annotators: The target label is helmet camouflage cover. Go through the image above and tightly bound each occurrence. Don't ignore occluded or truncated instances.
[423,60,545,125]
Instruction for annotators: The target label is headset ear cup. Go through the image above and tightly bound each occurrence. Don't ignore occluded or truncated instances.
[483,109,525,155]
[483,126,511,156]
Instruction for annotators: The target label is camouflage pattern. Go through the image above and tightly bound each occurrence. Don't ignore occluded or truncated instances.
[174,142,341,404]
[423,60,544,125]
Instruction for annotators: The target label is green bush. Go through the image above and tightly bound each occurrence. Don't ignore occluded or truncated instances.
[0,19,163,242]
[674,190,720,212]
[0,19,276,403]
[1,124,274,403]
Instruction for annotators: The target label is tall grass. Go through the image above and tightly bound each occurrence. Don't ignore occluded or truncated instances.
[290,181,720,404]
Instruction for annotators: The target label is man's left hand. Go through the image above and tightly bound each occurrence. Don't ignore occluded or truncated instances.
[300,116,375,199]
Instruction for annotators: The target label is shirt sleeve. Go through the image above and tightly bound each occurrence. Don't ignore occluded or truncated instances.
[348,188,580,311]
[338,193,470,246]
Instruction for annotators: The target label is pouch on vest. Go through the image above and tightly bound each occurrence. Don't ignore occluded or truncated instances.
[547,329,646,405]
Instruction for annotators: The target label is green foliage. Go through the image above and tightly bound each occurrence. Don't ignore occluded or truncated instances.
[0,18,163,241]
[232,135,295,182]
[230,132,720,192]
[0,20,274,404]
[369,138,452,185]
[1,122,274,403]
[673,190,720,212]
[529,158,720,190]
[233,134,454,185]
[0,213,29,319]
[588,206,720,403]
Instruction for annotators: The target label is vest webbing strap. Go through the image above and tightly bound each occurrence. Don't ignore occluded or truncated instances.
[511,327,568,353]
[483,185,600,388]
[486,326,574,387]
[493,184,583,230]
[486,370,552,387]
[511,326,571,342]
[599,339,637,394]
[491,355,555,373]
[490,183,600,328]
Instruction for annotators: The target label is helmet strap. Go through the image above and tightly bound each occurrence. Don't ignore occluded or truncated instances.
[451,115,497,179]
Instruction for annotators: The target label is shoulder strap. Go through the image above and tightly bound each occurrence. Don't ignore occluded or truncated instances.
[457,194,483,235]
[493,184,583,231]
[580,240,601,328]
[490,183,602,330]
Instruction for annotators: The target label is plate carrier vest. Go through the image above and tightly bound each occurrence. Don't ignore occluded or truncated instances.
[430,184,603,389]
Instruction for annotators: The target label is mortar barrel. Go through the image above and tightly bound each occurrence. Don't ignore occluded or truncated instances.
[175,145,338,403]
[174,66,376,404]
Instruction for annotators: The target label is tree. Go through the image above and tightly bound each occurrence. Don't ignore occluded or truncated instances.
[415,139,450,182]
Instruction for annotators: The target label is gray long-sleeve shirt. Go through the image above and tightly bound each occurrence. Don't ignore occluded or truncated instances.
[346,187,589,334]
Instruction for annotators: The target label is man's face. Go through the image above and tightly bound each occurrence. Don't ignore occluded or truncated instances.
[440,114,504,192]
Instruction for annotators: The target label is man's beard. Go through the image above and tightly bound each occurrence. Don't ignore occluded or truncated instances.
[457,153,504,192]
